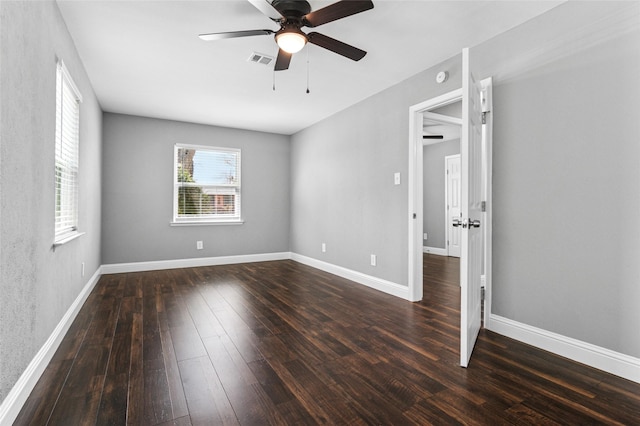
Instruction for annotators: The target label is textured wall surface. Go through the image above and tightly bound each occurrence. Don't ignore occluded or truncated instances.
[101,113,291,264]
[423,139,460,250]
[0,1,102,402]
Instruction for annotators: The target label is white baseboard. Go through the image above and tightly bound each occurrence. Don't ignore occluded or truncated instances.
[0,267,103,426]
[101,252,292,274]
[103,252,409,301]
[290,253,409,300]
[488,314,640,384]
[423,246,448,256]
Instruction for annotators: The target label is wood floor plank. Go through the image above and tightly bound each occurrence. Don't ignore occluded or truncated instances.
[178,356,238,426]
[266,357,360,425]
[15,256,640,425]
[143,360,173,424]
[503,403,562,425]
[126,311,145,425]
[158,310,190,420]
[96,372,129,425]
[155,415,193,426]
[95,293,136,424]
[202,335,288,425]
[45,284,122,425]
[403,397,466,425]
[428,388,513,426]
[11,358,74,426]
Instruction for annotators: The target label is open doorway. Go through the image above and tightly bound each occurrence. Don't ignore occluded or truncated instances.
[421,107,464,345]
[407,50,492,366]
[422,103,462,259]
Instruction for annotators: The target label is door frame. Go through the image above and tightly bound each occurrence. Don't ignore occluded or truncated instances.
[407,80,493,328]
[408,88,462,302]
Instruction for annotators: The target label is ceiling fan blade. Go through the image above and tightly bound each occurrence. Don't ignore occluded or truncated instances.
[274,49,292,71]
[304,0,373,27]
[247,0,283,21]
[307,32,366,61]
[199,29,274,41]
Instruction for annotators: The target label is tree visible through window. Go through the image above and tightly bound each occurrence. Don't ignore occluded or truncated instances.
[174,145,241,222]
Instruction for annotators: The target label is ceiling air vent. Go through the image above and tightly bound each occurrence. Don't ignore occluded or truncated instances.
[247,52,274,66]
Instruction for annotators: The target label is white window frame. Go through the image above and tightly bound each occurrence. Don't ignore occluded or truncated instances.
[54,60,83,245]
[172,144,243,225]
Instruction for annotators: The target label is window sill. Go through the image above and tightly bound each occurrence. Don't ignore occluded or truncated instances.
[53,231,85,248]
[170,220,244,227]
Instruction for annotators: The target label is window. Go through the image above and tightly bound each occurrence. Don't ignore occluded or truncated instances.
[54,60,82,243]
[173,144,241,223]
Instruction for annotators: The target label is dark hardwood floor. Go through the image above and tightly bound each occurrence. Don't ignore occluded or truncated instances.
[15,255,640,425]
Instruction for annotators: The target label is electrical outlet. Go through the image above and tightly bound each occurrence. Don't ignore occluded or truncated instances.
[423,233,428,240]
[196,240,203,250]
[394,172,401,185]
[321,243,326,253]
[370,254,377,266]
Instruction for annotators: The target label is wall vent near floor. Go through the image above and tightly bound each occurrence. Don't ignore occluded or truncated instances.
[248,52,274,66]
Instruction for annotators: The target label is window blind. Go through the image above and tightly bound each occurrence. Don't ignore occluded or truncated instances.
[174,145,241,222]
[55,61,82,241]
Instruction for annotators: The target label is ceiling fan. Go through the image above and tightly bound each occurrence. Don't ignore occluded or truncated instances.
[199,0,374,71]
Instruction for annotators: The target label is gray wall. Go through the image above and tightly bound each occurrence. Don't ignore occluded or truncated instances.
[0,1,103,401]
[290,53,462,285]
[475,7,640,357]
[291,1,640,359]
[101,113,290,264]
[423,139,460,249]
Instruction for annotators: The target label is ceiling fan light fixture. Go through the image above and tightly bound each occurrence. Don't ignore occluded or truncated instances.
[275,30,307,54]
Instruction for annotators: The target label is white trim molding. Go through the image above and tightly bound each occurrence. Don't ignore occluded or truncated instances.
[488,314,640,384]
[103,253,410,302]
[0,267,102,426]
[423,246,448,256]
[101,252,291,274]
[408,88,464,302]
[291,253,410,300]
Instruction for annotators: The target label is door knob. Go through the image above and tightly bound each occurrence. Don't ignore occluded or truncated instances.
[459,218,481,229]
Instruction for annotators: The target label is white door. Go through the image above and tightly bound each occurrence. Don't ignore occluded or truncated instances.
[445,154,461,258]
[460,48,483,367]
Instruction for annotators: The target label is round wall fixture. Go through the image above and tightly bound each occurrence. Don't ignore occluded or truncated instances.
[436,71,449,84]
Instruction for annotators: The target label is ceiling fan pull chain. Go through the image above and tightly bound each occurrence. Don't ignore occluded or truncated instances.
[306,46,310,94]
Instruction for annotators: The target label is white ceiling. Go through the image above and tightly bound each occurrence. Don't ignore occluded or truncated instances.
[57,0,562,135]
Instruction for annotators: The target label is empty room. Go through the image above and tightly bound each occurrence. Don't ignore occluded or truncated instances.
[1,0,639,424]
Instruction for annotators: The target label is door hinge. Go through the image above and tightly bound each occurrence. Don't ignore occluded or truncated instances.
[481,86,492,113]
[413,213,416,219]
[481,201,486,212]
[482,112,487,124]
